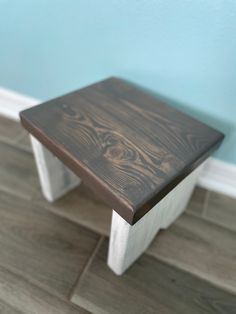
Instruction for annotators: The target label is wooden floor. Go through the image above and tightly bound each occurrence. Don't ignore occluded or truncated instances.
[0,115,235,314]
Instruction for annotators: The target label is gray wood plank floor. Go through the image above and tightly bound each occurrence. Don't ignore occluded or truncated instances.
[38,184,112,236]
[72,239,236,314]
[0,264,89,314]
[0,140,41,200]
[0,190,100,297]
[204,191,236,231]
[148,212,236,293]
[0,116,31,151]
[0,300,23,314]
[0,115,236,313]
[186,186,208,216]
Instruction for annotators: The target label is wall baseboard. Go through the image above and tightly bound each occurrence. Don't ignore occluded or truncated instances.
[0,86,235,199]
[0,87,39,120]
[198,157,236,199]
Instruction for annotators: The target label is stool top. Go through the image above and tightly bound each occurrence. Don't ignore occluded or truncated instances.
[20,78,224,224]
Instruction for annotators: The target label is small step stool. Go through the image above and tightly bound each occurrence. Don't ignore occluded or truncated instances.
[20,77,224,275]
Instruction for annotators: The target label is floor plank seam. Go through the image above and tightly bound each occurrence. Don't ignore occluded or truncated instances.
[146,252,236,296]
[0,187,107,241]
[202,189,210,218]
[184,210,236,231]
[68,236,105,301]
[192,212,236,233]
[0,137,33,155]
[14,131,28,143]
[0,260,82,305]
[0,136,16,146]
[0,185,32,202]
[0,261,91,314]
[0,137,30,153]
[38,200,110,237]
[0,298,24,314]
[31,196,111,238]
[186,203,236,232]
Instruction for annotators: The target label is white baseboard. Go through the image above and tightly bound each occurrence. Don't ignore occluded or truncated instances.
[0,86,235,199]
[0,87,40,120]
[197,157,236,199]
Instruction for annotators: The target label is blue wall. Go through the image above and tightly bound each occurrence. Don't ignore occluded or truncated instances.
[0,1,235,163]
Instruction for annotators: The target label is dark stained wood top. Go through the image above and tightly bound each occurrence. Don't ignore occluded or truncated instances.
[20,77,224,224]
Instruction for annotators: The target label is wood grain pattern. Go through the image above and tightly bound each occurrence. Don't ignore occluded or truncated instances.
[0,264,89,314]
[148,212,236,293]
[0,189,99,297]
[0,300,23,314]
[72,239,236,314]
[20,77,224,224]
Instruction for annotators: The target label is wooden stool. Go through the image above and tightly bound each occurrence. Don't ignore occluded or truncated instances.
[20,78,224,275]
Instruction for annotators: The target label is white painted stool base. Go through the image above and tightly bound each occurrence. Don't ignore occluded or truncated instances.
[108,162,205,275]
[30,134,206,276]
[30,136,81,202]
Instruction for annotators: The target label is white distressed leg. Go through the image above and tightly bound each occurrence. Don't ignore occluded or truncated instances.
[108,162,205,275]
[30,135,81,202]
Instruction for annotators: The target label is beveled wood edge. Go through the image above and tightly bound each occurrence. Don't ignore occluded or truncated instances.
[20,110,224,225]
[132,137,224,223]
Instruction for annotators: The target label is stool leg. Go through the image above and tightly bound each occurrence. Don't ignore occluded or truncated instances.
[107,162,205,275]
[30,135,81,202]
